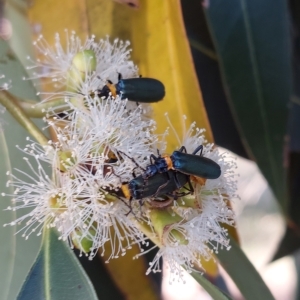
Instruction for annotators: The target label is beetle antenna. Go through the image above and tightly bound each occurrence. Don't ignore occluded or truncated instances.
[192,145,203,156]
[118,150,145,171]
[115,194,136,218]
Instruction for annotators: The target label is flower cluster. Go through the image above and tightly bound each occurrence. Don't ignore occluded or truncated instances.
[2,31,237,279]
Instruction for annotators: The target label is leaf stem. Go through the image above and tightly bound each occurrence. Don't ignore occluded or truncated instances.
[189,271,233,300]
[18,98,70,118]
[134,219,162,247]
[0,90,49,146]
[189,38,218,61]
[215,236,275,300]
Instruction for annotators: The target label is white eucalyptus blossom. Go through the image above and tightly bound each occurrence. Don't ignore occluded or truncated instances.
[3,94,160,258]
[27,31,154,117]
[145,220,220,283]
[138,115,237,280]
[3,32,159,259]
[3,31,238,282]
[26,31,138,99]
[2,154,147,259]
[47,96,161,180]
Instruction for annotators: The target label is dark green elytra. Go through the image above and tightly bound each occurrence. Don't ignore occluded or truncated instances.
[117,78,165,102]
[129,170,189,200]
[172,151,221,179]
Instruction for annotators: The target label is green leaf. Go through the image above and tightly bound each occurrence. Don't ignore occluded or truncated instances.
[188,38,218,61]
[270,0,300,259]
[216,237,275,300]
[0,130,16,300]
[204,0,291,210]
[272,224,300,261]
[181,0,249,159]
[0,39,38,100]
[0,112,43,300]
[17,229,98,300]
[5,0,36,69]
[190,271,233,300]
[0,39,44,300]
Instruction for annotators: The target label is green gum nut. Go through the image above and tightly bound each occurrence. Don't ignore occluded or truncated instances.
[48,193,66,210]
[169,228,189,246]
[72,228,95,253]
[66,50,97,92]
[57,150,76,172]
[177,196,199,209]
[104,192,119,203]
[89,143,107,158]
[149,209,186,244]
[72,50,97,73]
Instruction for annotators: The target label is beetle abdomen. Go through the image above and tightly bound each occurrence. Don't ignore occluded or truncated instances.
[172,151,221,179]
[129,170,189,199]
[118,78,165,102]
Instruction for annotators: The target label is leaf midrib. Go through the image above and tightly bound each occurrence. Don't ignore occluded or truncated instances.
[240,0,279,187]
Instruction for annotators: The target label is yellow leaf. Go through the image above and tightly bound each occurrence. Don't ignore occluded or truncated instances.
[100,242,159,300]
[88,0,213,149]
[201,257,219,278]
[222,201,240,244]
[129,0,213,150]
[28,0,238,291]
[28,0,89,42]
[28,2,160,299]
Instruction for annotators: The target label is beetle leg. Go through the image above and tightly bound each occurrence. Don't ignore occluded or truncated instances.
[131,168,137,178]
[178,146,187,153]
[117,72,122,81]
[118,150,145,171]
[112,190,139,219]
[173,172,183,189]
[105,189,135,217]
[167,190,192,199]
[138,199,145,208]
[167,192,178,200]
[177,177,194,195]
[150,154,158,164]
[150,197,173,208]
[140,174,152,199]
[192,145,203,156]
[149,171,170,198]
[125,198,140,219]
[107,165,121,180]
[124,198,134,216]
[173,172,194,196]
[152,180,169,198]
[174,190,192,197]
[186,176,194,194]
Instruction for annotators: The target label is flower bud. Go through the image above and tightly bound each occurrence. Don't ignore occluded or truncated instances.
[57,150,76,172]
[48,193,66,210]
[72,50,97,73]
[67,50,97,92]
[71,228,95,253]
[149,209,188,246]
